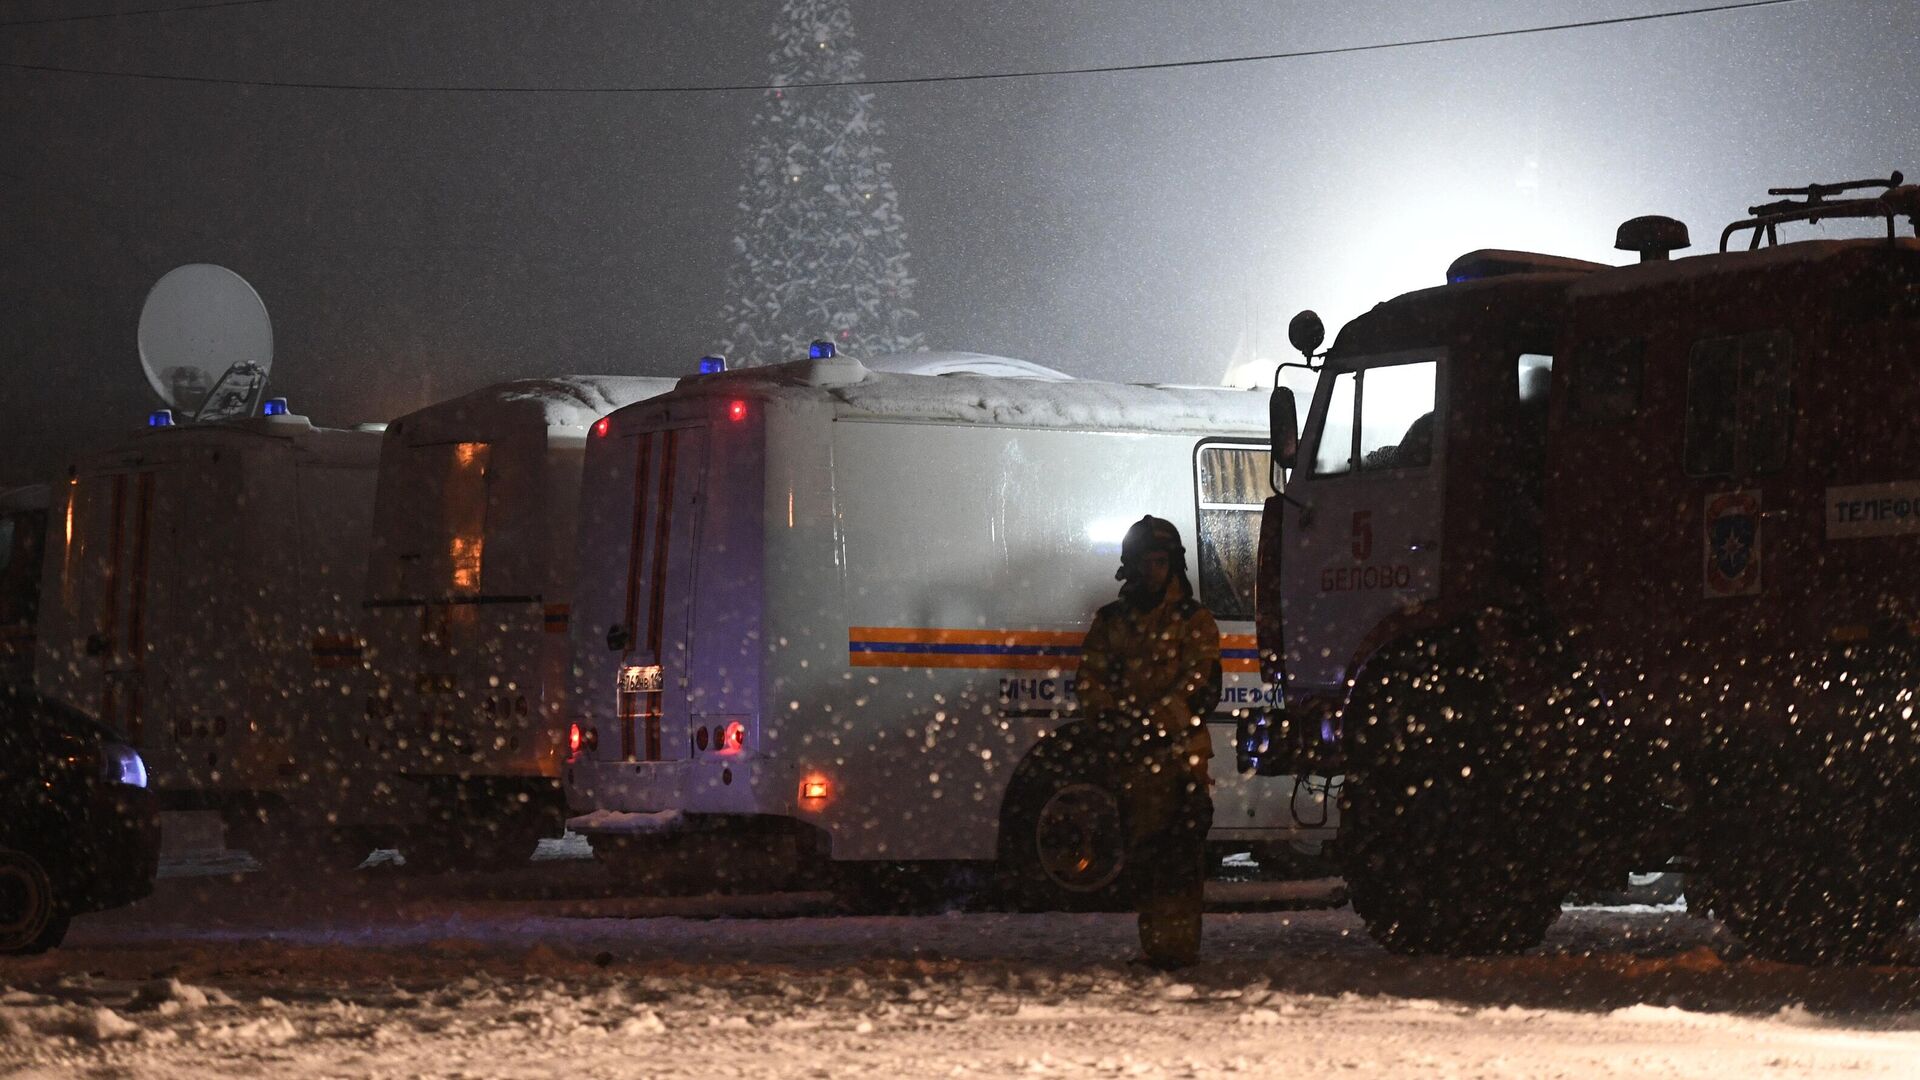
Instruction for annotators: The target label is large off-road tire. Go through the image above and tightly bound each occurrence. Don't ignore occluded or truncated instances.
[999,739,1136,912]
[1344,770,1563,955]
[0,849,69,955]
[1704,845,1914,965]
[1340,635,1564,956]
[1696,714,1920,965]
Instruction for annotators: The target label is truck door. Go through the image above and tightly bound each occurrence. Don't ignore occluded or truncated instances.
[1282,351,1446,693]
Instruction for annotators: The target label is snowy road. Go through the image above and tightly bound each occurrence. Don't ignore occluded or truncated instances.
[5,856,1920,1077]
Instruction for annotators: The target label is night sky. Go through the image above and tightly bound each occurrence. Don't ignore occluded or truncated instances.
[2,0,1914,485]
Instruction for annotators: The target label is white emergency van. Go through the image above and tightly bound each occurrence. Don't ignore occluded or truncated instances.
[563,353,1336,905]
[35,408,384,865]
[358,376,675,868]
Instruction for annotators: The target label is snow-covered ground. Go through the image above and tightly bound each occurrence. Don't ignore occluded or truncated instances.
[5,853,1920,1078]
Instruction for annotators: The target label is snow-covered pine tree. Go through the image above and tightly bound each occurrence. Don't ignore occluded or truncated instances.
[719,0,925,363]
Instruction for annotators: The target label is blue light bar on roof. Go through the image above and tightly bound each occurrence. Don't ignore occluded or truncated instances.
[262,397,289,417]
[698,355,727,375]
[147,409,174,427]
[808,340,836,360]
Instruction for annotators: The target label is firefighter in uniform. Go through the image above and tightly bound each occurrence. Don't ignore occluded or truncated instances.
[1076,515,1222,968]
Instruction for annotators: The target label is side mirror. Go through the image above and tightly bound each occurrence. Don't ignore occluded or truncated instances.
[1269,385,1299,473]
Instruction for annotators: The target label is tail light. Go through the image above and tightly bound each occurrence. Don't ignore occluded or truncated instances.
[727,400,748,423]
[799,774,832,807]
[568,723,582,755]
[592,417,611,437]
[719,721,745,753]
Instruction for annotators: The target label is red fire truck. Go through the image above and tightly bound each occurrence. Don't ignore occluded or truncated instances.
[1247,172,1920,963]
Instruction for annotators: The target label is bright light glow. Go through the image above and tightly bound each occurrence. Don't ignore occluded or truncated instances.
[728,400,748,423]
[568,723,582,755]
[449,536,483,591]
[799,774,831,804]
[261,397,289,417]
[1083,517,1135,551]
[698,355,727,375]
[592,417,611,437]
[719,721,745,754]
[808,340,835,360]
[147,409,173,427]
[104,742,147,788]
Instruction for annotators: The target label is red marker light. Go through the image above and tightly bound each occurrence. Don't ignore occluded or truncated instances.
[568,723,582,755]
[720,721,745,753]
[592,417,611,438]
[728,400,748,423]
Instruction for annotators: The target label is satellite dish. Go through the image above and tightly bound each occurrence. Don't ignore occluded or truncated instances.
[137,264,274,422]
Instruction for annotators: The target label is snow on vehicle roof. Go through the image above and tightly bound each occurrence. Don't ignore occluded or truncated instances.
[88,415,384,469]
[671,357,1268,434]
[860,351,1074,381]
[401,375,678,432]
[1568,237,1920,299]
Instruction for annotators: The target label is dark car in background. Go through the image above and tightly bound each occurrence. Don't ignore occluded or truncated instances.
[1,688,159,954]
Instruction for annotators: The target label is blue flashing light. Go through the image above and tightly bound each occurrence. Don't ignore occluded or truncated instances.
[698,355,727,375]
[262,397,289,417]
[147,409,174,427]
[808,340,836,360]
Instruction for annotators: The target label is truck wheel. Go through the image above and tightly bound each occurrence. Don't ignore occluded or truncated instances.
[1344,769,1562,955]
[1706,851,1913,964]
[1341,641,1562,956]
[0,849,69,955]
[1000,745,1134,912]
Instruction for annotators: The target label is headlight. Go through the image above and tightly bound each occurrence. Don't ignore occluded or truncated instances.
[102,741,148,789]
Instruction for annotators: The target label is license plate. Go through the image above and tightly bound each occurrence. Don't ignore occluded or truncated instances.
[618,664,664,694]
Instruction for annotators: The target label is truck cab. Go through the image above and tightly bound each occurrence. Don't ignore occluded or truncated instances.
[1255,174,1920,962]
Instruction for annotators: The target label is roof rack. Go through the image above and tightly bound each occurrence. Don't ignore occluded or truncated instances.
[1719,170,1919,252]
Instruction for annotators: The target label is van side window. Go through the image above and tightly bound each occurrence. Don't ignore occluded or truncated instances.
[1572,340,1642,423]
[403,441,492,597]
[1684,332,1792,477]
[1195,443,1269,622]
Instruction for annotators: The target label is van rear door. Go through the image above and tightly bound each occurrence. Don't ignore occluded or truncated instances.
[578,424,707,763]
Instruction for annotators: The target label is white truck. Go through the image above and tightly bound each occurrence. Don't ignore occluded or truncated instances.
[35,408,384,866]
[562,352,1337,905]
[357,376,676,868]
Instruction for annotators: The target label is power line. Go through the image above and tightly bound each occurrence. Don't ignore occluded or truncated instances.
[0,0,291,30]
[0,0,1812,93]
